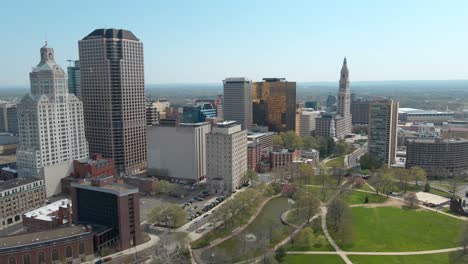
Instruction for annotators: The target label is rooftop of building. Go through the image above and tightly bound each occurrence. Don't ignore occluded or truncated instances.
[262,78,286,82]
[223,77,251,82]
[0,225,90,249]
[76,155,112,168]
[247,131,276,139]
[179,122,210,127]
[0,177,42,192]
[407,137,468,144]
[1,167,17,173]
[216,120,238,127]
[23,199,71,222]
[443,127,468,132]
[399,108,454,115]
[0,155,16,165]
[271,148,297,154]
[82,28,139,41]
[0,135,19,145]
[72,179,138,196]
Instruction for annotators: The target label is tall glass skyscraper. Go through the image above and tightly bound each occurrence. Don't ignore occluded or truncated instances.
[67,60,81,98]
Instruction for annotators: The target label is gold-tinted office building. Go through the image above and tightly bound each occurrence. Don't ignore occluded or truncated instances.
[252,78,296,132]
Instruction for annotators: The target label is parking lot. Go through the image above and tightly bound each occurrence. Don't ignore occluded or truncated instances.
[139,182,224,225]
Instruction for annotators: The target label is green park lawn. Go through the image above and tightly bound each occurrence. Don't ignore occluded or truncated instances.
[306,185,337,202]
[326,156,345,168]
[342,207,463,252]
[202,196,294,262]
[342,190,388,205]
[349,252,466,264]
[281,254,345,264]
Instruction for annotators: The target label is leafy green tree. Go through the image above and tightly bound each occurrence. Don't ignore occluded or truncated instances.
[242,169,258,184]
[359,153,382,171]
[327,197,354,247]
[298,163,314,184]
[272,135,284,146]
[410,166,427,186]
[334,140,349,156]
[148,203,187,228]
[274,246,287,262]
[302,136,320,150]
[293,189,320,224]
[155,179,176,194]
[280,131,303,149]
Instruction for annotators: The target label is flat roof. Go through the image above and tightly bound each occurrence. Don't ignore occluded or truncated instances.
[0,155,16,165]
[0,177,42,192]
[0,135,19,145]
[399,108,453,115]
[23,199,71,221]
[72,181,138,196]
[408,138,468,144]
[0,225,90,249]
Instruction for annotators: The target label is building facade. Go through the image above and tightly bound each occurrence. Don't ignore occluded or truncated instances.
[79,28,147,175]
[22,199,72,232]
[207,122,247,194]
[0,103,18,135]
[147,122,211,182]
[0,225,94,264]
[252,78,296,132]
[71,176,142,251]
[334,58,352,138]
[223,78,252,129]
[296,109,321,137]
[351,99,370,125]
[0,178,46,230]
[270,147,300,169]
[368,99,399,167]
[16,45,89,196]
[67,60,81,98]
[406,138,468,177]
[247,142,261,172]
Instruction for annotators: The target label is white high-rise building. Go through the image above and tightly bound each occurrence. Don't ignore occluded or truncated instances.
[17,44,89,196]
[207,121,247,194]
[223,78,252,130]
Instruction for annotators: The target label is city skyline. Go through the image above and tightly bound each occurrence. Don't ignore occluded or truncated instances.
[2,1,468,86]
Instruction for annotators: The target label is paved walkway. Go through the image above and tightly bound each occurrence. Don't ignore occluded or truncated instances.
[288,246,463,256]
[320,206,353,264]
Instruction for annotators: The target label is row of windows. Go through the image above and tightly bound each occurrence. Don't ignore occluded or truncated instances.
[6,243,85,264]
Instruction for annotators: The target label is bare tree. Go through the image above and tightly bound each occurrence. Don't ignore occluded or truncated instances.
[403,192,418,209]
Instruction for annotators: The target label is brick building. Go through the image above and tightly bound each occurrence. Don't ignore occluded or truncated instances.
[270,147,300,169]
[22,199,72,232]
[0,225,94,264]
[247,142,261,172]
[0,178,46,230]
[61,154,114,194]
[122,175,158,194]
[71,176,142,251]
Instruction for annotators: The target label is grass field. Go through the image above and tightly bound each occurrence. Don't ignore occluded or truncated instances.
[341,207,463,252]
[306,185,337,202]
[342,190,388,205]
[202,196,294,262]
[326,156,345,168]
[349,252,467,264]
[281,254,345,264]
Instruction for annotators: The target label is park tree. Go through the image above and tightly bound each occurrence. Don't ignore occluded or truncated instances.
[359,153,382,171]
[449,223,468,263]
[274,246,287,262]
[409,166,427,186]
[334,140,350,156]
[148,203,187,228]
[242,169,258,184]
[280,131,304,149]
[298,163,314,184]
[303,136,320,150]
[403,192,418,209]
[293,189,320,223]
[272,134,284,146]
[394,168,413,193]
[326,197,354,247]
[155,179,176,194]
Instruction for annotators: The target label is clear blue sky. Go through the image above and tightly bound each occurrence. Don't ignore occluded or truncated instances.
[1,0,468,85]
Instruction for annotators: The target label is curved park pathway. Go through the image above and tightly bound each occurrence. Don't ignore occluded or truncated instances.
[287,184,466,264]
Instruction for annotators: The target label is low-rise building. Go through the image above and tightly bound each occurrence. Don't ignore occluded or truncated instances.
[0,177,46,230]
[122,175,158,194]
[270,147,300,169]
[399,108,453,124]
[0,134,18,155]
[0,167,17,181]
[22,199,72,232]
[300,149,320,165]
[0,225,94,264]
